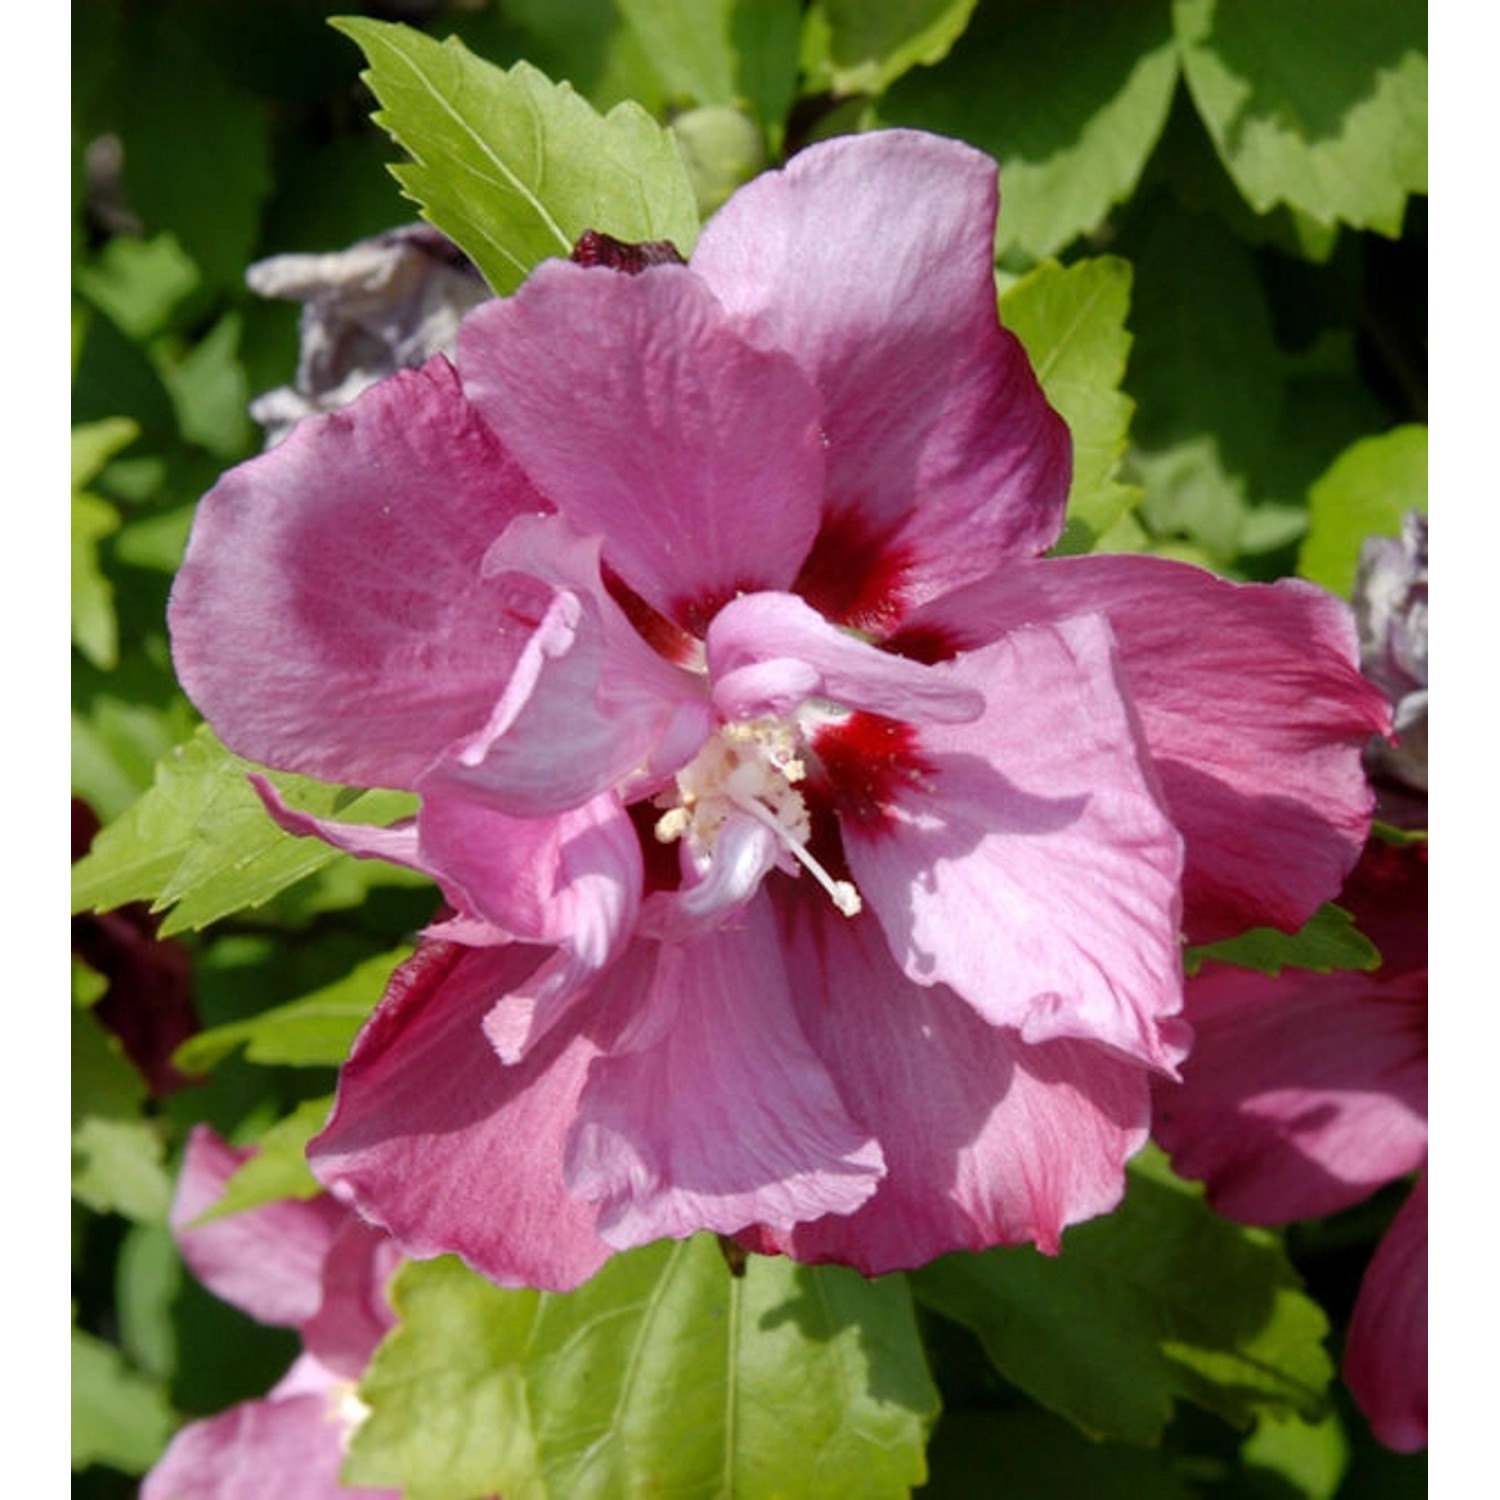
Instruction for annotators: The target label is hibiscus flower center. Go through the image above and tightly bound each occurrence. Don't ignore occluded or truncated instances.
[653,716,863,917]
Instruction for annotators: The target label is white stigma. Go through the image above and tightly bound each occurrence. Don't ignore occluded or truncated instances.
[655,717,862,917]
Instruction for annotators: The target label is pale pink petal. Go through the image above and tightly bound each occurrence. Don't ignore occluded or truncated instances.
[1345,1174,1427,1452]
[746,895,1149,1270]
[169,358,551,789]
[1152,963,1427,1223]
[706,590,982,724]
[841,616,1186,1071]
[458,260,825,630]
[141,1391,398,1500]
[900,556,1390,941]
[690,130,1070,623]
[171,1126,347,1330]
[309,941,615,1292]
[639,813,783,941]
[565,898,884,1246]
[420,515,714,816]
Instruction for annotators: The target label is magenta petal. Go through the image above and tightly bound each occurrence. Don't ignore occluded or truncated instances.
[141,1389,398,1500]
[458,260,825,627]
[905,556,1390,941]
[250,775,422,869]
[1345,1174,1427,1452]
[417,791,640,947]
[847,616,1185,1071]
[171,1126,347,1330]
[754,897,1149,1270]
[706,590,982,723]
[565,899,884,1245]
[1152,962,1427,1223]
[169,358,551,789]
[309,941,614,1291]
[299,1218,400,1381]
[691,130,1070,610]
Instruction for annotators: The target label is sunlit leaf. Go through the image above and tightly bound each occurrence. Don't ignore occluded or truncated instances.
[1299,425,1428,597]
[70,724,418,935]
[333,18,700,295]
[809,0,980,97]
[1002,256,1142,554]
[347,1240,937,1499]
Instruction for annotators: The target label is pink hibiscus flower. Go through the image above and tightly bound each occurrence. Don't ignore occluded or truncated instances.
[142,1127,402,1500]
[168,130,1388,1290]
[1152,839,1428,1451]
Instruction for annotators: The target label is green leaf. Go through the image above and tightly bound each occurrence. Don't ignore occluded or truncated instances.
[70,725,418,936]
[1120,205,1282,563]
[911,1148,1333,1445]
[882,0,1180,264]
[1187,902,1382,978]
[71,1324,178,1475]
[348,1240,938,1499]
[1298,425,1428,596]
[810,0,980,97]
[193,1097,334,1221]
[1174,0,1427,235]
[1001,257,1142,554]
[1241,1409,1350,1500]
[333,18,700,296]
[176,949,404,1073]
[72,415,142,491]
[72,1008,172,1222]
[614,0,739,106]
[72,491,122,671]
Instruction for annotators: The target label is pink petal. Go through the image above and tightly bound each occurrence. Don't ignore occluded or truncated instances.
[141,1390,398,1500]
[309,941,615,1292]
[843,616,1186,1072]
[458,260,825,631]
[169,358,552,789]
[416,791,640,948]
[171,1126,347,1330]
[901,556,1390,941]
[1152,961,1427,1223]
[690,130,1070,622]
[746,894,1150,1271]
[706,590,982,724]
[420,514,715,817]
[1344,1174,1427,1452]
[565,898,884,1246]
[250,775,422,868]
[299,1218,400,1381]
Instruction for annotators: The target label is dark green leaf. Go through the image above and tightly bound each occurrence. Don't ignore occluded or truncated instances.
[348,1240,938,1499]
[882,0,1179,264]
[1187,902,1382,978]
[912,1148,1333,1445]
[810,0,980,97]
[333,18,700,295]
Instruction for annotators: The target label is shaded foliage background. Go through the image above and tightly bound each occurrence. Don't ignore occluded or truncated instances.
[72,2,1426,1495]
